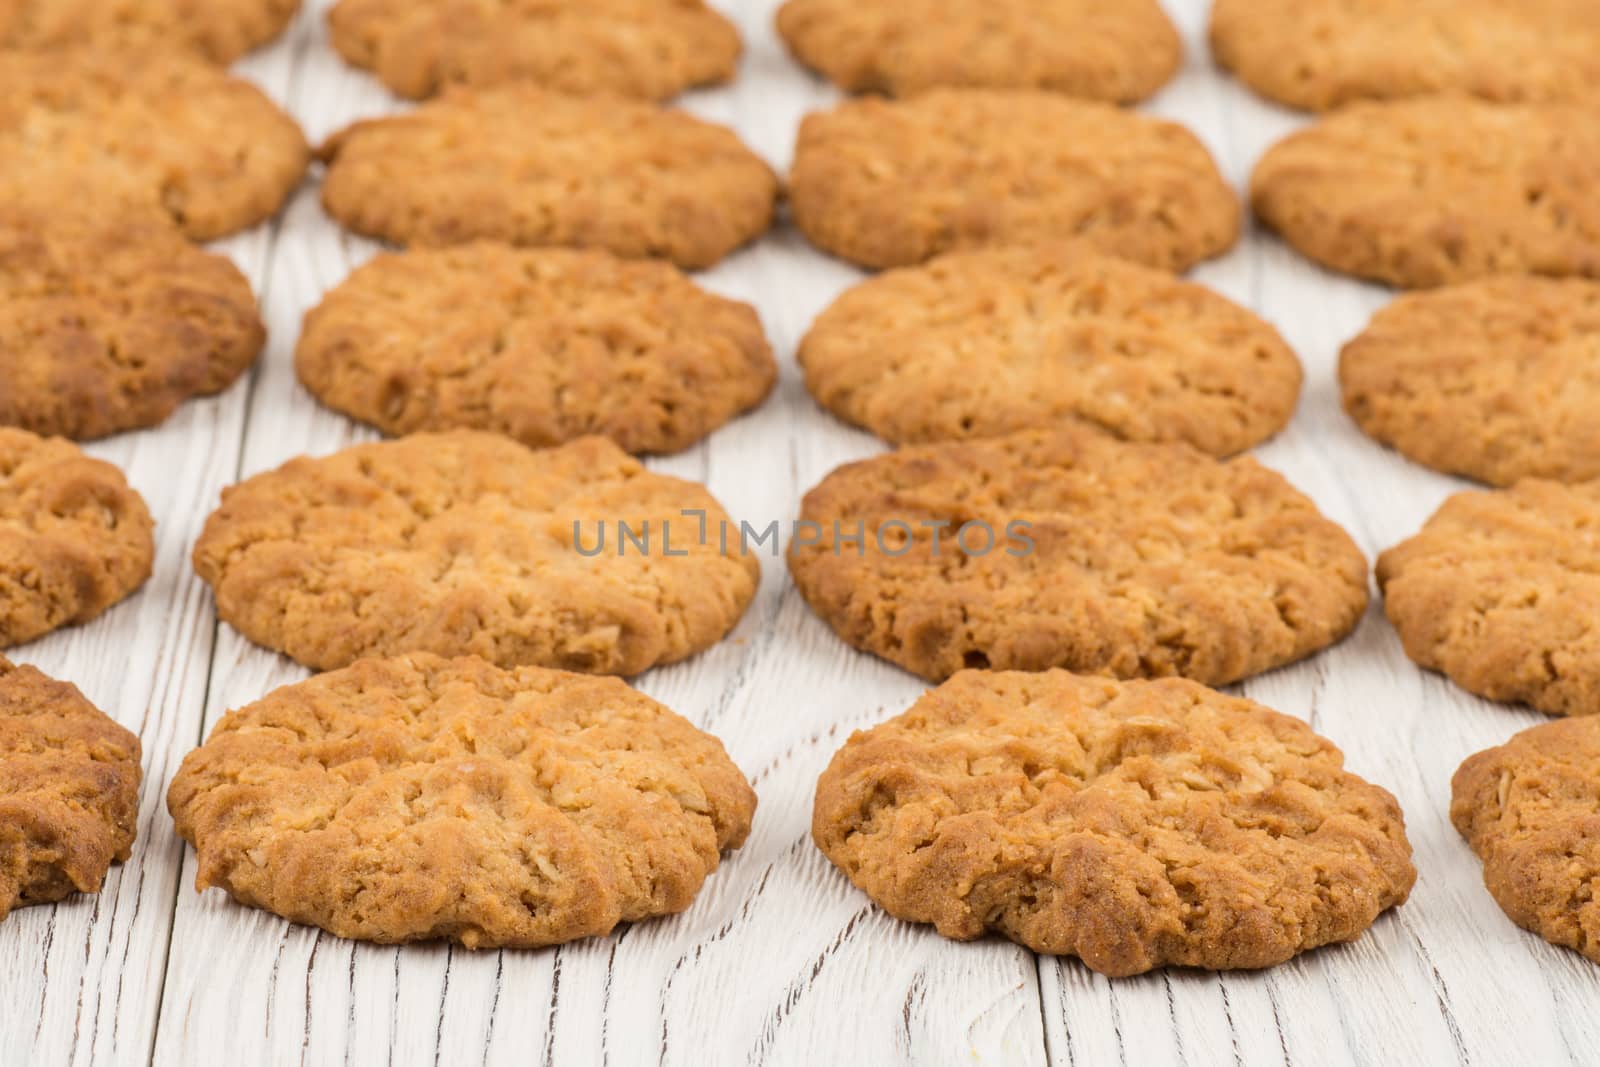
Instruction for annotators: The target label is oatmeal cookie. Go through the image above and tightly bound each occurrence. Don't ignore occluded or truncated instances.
[320,88,777,270]
[799,245,1299,454]
[1377,479,1600,716]
[0,429,155,648]
[813,669,1415,975]
[1251,97,1600,288]
[192,431,759,674]
[1452,716,1600,964]
[329,0,741,101]
[168,653,755,946]
[788,426,1368,684]
[0,657,141,920]
[296,244,773,454]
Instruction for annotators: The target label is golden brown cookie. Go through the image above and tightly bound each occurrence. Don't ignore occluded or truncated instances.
[0,429,155,648]
[1251,97,1600,289]
[1377,480,1600,717]
[814,669,1415,975]
[329,0,741,101]
[168,653,755,947]
[296,244,774,455]
[776,0,1180,103]
[1342,277,1600,486]
[319,89,777,270]
[193,431,759,674]
[1211,0,1600,112]
[0,656,141,921]
[789,90,1239,272]
[799,245,1301,454]
[1452,717,1600,964]
[0,50,307,240]
[788,426,1368,684]
[0,0,298,63]
[0,181,264,440]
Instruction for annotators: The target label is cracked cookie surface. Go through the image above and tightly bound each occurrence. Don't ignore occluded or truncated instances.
[799,245,1300,454]
[329,0,741,101]
[0,0,298,62]
[1377,479,1600,716]
[0,429,155,648]
[1251,97,1600,288]
[1211,0,1600,111]
[789,90,1238,272]
[168,653,755,946]
[0,179,264,439]
[320,88,777,270]
[776,0,1179,102]
[297,244,774,455]
[0,656,141,921]
[192,431,759,674]
[0,50,307,240]
[813,669,1415,975]
[1452,717,1600,964]
[788,426,1368,684]
[1341,277,1600,486]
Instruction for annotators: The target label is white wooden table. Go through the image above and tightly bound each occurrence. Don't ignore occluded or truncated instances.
[6,1,1598,1063]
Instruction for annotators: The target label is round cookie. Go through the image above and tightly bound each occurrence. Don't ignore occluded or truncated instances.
[192,431,760,674]
[813,669,1416,975]
[1452,717,1600,964]
[0,181,264,440]
[1250,97,1600,289]
[789,90,1239,272]
[168,653,755,947]
[329,0,741,101]
[776,0,1180,103]
[1,429,155,648]
[319,89,777,271]
[788,426,1369,685]
[0,50,307,241]
[0,0,298,63]
[1,656,141,920]
[799,245,1301,455]
[1211,0,1600,112]
[1376,480,1600,717]
[1341,277,1600,486]
[296,244,774,455]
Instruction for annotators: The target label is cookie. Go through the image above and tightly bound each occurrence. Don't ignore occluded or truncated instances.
[789,90,1239,272]
[192,431,759,674]
[329,0,740,101]
[0,50,307,240]
[296,244,774,455]
[1342,277,1600,486]
[813,669,1415,975]
[788,426,1368,684]
[776,0,1180,103]
[1251,97,1600,289]
[0,429,155,648]
[799,245,1301,454]
[1452,717,1600,964]
[0,180,264,440]
[319,89,777,270]
[1211,0,1600,112]
[1376,480,1600,717]
[0,0,298,63]
[0,656,141,920]
[168,653,755,947]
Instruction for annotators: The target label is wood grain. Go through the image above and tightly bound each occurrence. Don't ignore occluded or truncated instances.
[4,1,1599,1064]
